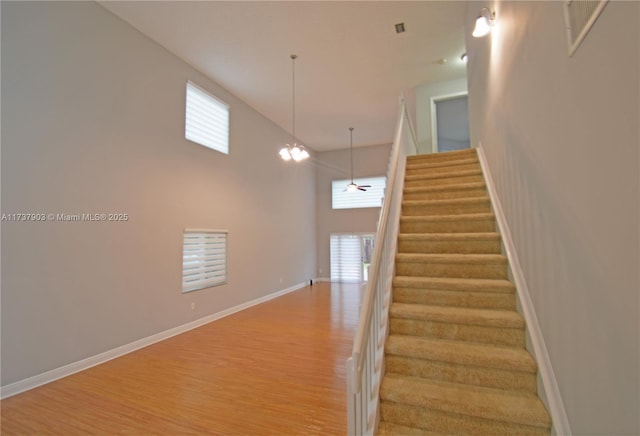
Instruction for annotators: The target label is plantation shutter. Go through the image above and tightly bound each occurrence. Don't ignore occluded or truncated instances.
[182,230,227,293]
[563,0,609,56]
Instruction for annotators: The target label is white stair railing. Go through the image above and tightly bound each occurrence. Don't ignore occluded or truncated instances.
[347,97,418,435]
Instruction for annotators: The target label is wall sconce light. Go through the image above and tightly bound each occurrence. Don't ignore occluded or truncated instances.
[472,8,496,38]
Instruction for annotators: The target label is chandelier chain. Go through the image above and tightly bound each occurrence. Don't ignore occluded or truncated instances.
[278,54,308,162]
[291,54,297,145]
[350,127,354,183]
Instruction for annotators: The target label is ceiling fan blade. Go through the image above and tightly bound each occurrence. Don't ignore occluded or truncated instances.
[346,182,359,193]
[359,185,372,188]
[357,187,367,191]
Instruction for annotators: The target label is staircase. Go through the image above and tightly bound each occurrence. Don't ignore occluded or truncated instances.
[377,149,551,435]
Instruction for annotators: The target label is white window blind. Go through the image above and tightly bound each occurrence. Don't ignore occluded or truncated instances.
[330,234,363,283]
[332,176,386,209]
[182,230,227,293]
[185,81,229,154]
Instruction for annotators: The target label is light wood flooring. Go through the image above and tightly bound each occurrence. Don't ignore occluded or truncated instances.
[1,282,364,435]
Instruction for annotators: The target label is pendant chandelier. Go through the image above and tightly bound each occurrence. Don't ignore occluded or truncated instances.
[279,54,309,162]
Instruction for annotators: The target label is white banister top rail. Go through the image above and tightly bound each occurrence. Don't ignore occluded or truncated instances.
[349,95,418,394]
[402,100,419,156]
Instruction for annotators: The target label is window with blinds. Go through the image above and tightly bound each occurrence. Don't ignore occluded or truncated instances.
[331,176,386,209]
[185,81,230,154]
[330,234,374,283]
[182,230,227,293]
[563,0,609,56]
[330,234,362,283]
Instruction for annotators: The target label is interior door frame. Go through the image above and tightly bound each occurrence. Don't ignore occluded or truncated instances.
[430,91,469,153]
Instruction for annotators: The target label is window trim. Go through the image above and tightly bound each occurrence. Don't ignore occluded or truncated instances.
[182,229,228,293]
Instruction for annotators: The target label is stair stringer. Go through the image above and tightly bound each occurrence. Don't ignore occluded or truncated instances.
[476,145,571,436]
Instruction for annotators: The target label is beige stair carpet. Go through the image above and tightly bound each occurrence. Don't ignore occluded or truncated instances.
[377,148,551,435]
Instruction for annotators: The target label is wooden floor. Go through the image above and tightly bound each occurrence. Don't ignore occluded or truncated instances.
[1,282,364,435]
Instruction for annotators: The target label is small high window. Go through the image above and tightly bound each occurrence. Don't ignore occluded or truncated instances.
[185,81,229,154]
[331,176,386,209]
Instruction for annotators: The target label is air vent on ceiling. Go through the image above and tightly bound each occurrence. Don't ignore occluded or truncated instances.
[563,0,609,56]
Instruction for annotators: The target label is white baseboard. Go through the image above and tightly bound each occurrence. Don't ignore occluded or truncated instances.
[476,145,571,435]
[0,281,307,399]
[313,278,370,284]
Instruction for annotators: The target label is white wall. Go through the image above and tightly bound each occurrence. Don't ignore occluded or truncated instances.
[315,144,391,279]
[465,1,639,434]
[1,1,316,386]
[416,78,468,154]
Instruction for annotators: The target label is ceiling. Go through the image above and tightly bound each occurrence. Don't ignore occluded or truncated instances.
[99,1,468,151]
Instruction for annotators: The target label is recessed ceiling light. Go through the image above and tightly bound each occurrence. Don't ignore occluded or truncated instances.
[395,23,405,34]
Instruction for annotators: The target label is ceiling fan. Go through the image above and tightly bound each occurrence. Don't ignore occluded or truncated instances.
[346,127,371,192]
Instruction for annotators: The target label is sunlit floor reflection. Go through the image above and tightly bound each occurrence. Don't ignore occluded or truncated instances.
[0,280,369,435]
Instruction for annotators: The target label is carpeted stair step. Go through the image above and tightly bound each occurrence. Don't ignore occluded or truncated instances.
[405,170,484,188]
[393,276,516,310]
[406,156,478,171]
[398,232,501,254]
[407,148,478,164]
[395,253,508,279]
[377,421,442,436]
[400,213,496,234]
[405,161,480,177]
[389,303,525,346]
[407,157,479,168]
[376,149,551,435]
[380,401,550,436]
[380,375,551,435]
[393,276,515,294]
[385,335,538,393]
[402,197,492,216]
[403,182,487,201]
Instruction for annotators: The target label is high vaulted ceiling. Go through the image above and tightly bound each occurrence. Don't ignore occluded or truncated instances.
[99,1,468,151]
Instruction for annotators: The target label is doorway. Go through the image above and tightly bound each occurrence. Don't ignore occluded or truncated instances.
[431,93,470,153]
[330,234,375,283]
